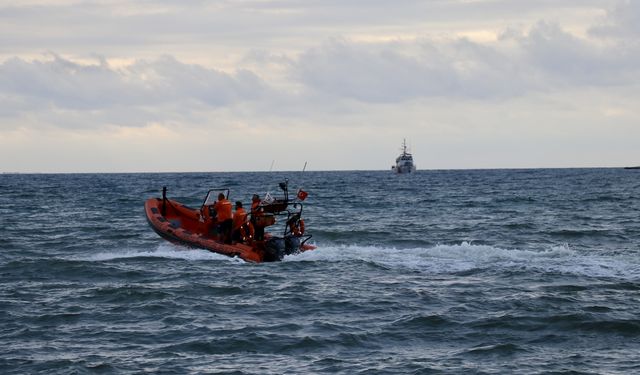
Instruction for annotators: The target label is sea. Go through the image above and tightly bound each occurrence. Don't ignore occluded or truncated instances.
[1,169,639,374]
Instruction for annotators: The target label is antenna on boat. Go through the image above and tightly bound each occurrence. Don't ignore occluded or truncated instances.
[269,160,275,172]
[294,162,309,203]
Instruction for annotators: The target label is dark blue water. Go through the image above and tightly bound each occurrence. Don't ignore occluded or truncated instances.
[1,169,640,374]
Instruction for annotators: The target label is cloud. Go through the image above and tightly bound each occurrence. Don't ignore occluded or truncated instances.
[0,54,268,128]
[521,21,639,87]
[0,54,267,108]
[2,18,639,131]
[125,56,267,106]
[2,11,639,116]
[589,0,640,38]
[289,18,640,103]
[291,37,528,102]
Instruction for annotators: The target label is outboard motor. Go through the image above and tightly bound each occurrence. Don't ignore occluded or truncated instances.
[264,237,286,261]
[284,235,300,255]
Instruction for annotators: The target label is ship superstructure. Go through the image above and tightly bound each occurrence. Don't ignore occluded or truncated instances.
[392,139,416,174]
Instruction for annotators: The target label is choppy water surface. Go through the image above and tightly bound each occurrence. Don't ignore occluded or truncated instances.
[1,169,640,374]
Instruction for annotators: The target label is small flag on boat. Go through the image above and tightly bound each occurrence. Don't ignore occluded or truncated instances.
[297,189,308,201]
[262,192,275,204]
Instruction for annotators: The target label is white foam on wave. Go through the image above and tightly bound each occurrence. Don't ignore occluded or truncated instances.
[74,242,640,279]
[76,243,242,263]
[286,242,640,280]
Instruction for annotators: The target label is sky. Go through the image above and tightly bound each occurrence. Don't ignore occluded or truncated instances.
[0,0,638,172]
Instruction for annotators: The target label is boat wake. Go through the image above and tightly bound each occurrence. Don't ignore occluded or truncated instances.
[286,242,640,280]
[77,243,241,262]
[73,242,640,280]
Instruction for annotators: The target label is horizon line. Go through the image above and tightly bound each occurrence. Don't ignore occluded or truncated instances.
[2,165,638,175]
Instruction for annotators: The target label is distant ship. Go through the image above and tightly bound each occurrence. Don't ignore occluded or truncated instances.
[392,139,416,174]
[624,166,640,170]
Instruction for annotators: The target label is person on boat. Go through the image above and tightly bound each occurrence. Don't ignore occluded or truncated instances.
[287,213,305,237]
[214,193,233,244]
[250,194,265,241]
[231,201,248,243]
[251,194,261,211]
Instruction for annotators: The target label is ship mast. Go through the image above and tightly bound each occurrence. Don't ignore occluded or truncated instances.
[402,138,408,156]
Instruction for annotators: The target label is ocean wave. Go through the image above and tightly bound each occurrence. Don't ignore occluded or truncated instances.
[462,342,526,356]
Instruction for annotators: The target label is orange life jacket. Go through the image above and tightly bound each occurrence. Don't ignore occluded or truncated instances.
[232,207,248,230]
[214,199,233,222]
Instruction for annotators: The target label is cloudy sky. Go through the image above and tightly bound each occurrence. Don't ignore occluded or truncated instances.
[1,0,638,172]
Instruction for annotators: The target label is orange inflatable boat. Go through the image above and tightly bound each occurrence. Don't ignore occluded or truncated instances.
[144,180,315,262]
